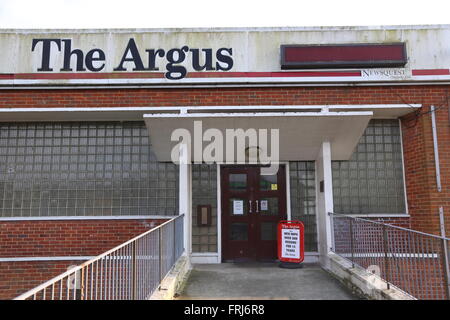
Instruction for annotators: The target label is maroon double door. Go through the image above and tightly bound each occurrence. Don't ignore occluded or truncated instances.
[221,165,287,262]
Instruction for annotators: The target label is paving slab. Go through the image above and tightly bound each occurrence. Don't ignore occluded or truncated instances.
[178,263,360,300]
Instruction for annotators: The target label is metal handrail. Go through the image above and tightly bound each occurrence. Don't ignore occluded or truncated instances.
[330,212,450,241]
[14,214,184,300]
[329,212,450,300]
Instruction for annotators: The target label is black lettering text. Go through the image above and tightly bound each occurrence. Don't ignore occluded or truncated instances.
[31,39,62,71]
[165,46,189,80]
[190,48,215,71]
[61,39,85,71]
[114,38,145,71]
[145,49,165,71]
[216,48,233,71]
[85,48,106,72]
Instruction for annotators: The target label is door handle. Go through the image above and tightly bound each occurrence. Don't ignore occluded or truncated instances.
[249,200,252,213]
[256,200,259,213]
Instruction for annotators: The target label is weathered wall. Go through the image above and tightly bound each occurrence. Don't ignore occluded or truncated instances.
[0,26,448,75]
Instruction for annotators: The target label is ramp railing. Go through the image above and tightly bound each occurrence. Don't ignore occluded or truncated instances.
[14,214,184,300]
[330,212,450,300]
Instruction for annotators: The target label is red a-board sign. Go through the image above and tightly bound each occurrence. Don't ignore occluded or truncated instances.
[277,220,305,263]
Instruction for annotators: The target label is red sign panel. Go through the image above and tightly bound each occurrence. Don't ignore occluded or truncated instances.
[277,220,305,263]
[281,43,407,69]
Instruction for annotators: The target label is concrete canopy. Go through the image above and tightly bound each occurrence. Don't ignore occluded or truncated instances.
[143,109,374,162]
[0,104,418,162]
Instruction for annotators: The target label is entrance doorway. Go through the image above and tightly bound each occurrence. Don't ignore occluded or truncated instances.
[221,165,287,261]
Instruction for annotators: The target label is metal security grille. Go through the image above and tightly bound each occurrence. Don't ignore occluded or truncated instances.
[332,119,406,214]
[0,122,178,217]
[191,164,217,253]
[289,161,317,252]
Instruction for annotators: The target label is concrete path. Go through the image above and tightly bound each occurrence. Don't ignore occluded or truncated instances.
[177,263,359,300]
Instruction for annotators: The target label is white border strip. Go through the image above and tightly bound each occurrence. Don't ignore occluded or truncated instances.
[144,111,375,118]
[2,82,450,90]
[340,214,410,218]
[1,75,450,87]
[1,82,450,90]
[0,76,391,86]
[0,256,93,262]
[340,252,439,259]
[0,106,181,113]
[0,215,174,221]
[0,104,421,114]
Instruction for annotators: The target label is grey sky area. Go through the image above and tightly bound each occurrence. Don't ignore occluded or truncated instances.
[0,0,448,29]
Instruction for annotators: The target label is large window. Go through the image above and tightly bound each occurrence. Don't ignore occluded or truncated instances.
[289,161,317,251]
[191,164,217,253]
[0,122,178,217]
[332,119,406,214]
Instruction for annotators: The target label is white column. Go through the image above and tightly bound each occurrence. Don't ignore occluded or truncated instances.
[178,144,192,259]
[315,141,334,269]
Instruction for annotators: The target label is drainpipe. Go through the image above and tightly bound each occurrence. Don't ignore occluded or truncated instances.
[431,106,450,298]
[431,106,441,192]
[431,105,445,234]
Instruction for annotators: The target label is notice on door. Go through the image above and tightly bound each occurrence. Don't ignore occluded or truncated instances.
[233,200,244,215]
[260,200,268,211]
[278,221,305,263]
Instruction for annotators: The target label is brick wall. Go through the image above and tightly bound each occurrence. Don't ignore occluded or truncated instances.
[1,84,448,234]
[0,84,449,298]
[401,102,450,235]
[0,218,167,299]
[0,219,167,257]
[0,259,85,300]
[0,86,447,108]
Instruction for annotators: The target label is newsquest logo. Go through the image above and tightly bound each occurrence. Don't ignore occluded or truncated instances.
[170,121,280,175]
[31,38,234,80]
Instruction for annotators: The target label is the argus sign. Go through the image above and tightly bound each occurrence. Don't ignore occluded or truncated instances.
[31,38,234,80]
[278,221,304,264]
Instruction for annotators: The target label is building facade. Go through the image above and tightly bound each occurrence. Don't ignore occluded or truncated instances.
[0,25,449,298]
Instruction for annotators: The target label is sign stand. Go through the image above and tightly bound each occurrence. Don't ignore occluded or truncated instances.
[277,220,305,269]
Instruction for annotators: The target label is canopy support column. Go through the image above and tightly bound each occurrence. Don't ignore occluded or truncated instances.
[315,141,334,269]
[179,143,192,258]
